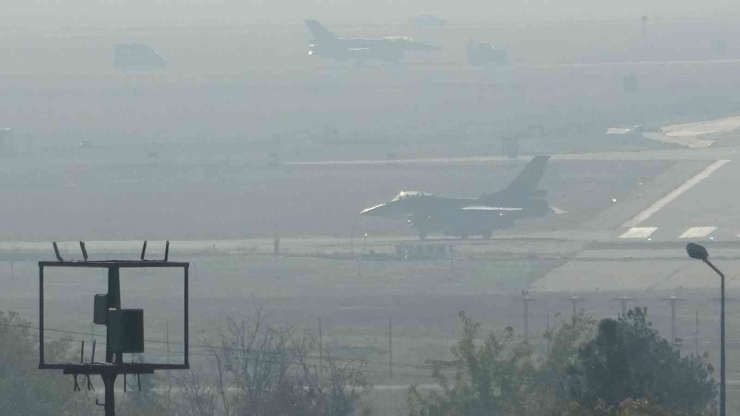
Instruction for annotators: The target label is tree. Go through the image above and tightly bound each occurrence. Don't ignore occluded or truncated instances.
[0,311,81,415]
[568,308,716,414]
[117,355,174,416]
[409,309,715,416]
[176,307,371,416]
[407,311,541,416]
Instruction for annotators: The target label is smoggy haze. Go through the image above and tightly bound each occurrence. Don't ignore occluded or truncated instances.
[3,0,740,27]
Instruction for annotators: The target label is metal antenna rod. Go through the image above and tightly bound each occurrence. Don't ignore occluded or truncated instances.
[80,241,88,261]
[52,242,63,261]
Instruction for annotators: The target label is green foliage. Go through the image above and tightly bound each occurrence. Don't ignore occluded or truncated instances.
[569,308,716,413]
[561,397,716,416]
[409,309,716,416]
[0,311,75,415]
[407,311,541,416]
[176,310,371,416]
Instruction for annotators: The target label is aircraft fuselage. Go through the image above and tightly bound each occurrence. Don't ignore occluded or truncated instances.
[361,192,551,239]
[359,156,555,240]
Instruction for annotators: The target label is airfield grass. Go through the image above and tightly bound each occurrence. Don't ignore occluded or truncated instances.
[9,252,740,390]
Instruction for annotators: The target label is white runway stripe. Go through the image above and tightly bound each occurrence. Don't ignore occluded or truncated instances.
[619,227,658,239]
[679,226,717,239]
[622,159,730,228]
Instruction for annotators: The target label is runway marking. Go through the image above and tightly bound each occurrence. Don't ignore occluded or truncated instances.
[622,159,730,228]
[619,227,658,239]
[679,226,717,239]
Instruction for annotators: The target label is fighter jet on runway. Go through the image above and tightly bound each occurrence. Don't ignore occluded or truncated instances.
[305,19,439,65]
[360,156,564,240]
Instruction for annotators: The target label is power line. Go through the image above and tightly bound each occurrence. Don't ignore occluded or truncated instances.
[1,321,442,372]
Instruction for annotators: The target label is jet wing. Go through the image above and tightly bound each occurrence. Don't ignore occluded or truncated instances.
[461,206,523,211]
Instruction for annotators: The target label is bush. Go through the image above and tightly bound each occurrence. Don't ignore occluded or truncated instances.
[568,308,716,414]
[409,309,716,416]
[175,308,371,416]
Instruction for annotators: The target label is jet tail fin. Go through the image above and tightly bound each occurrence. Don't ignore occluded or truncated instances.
[305,20,338,42]
[504,155,550,195]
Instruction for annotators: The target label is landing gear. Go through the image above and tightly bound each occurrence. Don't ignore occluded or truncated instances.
[481,230,493,240]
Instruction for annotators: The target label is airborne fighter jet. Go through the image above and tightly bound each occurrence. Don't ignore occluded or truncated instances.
[360,156,564,240]
[305,19,439,65]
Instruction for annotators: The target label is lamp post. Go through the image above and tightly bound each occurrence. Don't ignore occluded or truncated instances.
[686,242,725,416]
[350,224,355,254]
[564,296,585,318]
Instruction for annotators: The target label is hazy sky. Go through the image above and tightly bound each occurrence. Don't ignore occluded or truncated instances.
[4,1,740,27]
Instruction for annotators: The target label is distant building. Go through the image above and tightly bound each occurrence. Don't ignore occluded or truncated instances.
[0,127,13,155]
[623,75,639,93]
[467,40,508,67]
[113,44,167,71]
[410,14,447,29]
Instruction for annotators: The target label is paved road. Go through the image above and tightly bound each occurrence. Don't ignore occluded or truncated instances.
[284,147,737,167]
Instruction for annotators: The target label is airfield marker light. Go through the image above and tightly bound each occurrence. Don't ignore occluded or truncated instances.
[686,242,725,416]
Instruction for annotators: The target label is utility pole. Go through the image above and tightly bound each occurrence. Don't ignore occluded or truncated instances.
[565,296,586,318]
[686,242,726,416]
[449,245,454,274]
[641,15,649,40]
[695,310,699,356]
[523,296,530,340]
[273,225,280,256]
[319,318,323,384]
[612,296,636,316]
[39,241,190,416]
[521,290,535,341]
[350,225,355,255]
[662,296,684,345]
[166,320,170,364]
[388,317,393,378]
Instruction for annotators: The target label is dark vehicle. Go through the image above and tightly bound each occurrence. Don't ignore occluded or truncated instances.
[113,44,167,70]
[360,156,564,240]
[305,19,439,66]
[467,40,508,66]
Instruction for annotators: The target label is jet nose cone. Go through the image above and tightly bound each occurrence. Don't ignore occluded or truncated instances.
[360,203,389,216]
[550,206,568,215]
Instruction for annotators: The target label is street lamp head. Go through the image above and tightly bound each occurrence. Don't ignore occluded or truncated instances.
[686,243,709,261]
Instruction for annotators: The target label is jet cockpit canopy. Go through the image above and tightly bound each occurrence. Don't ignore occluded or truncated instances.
[392,190,432,202]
